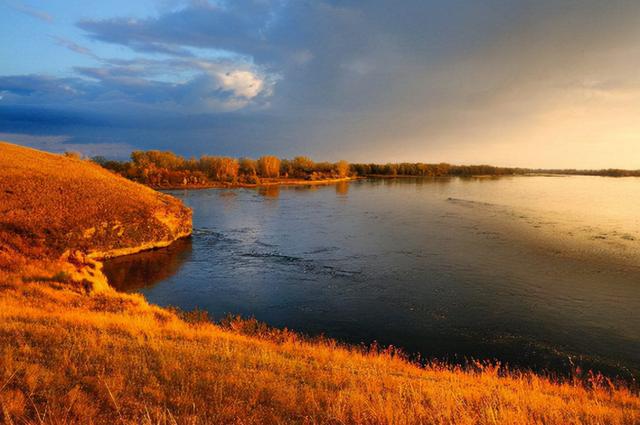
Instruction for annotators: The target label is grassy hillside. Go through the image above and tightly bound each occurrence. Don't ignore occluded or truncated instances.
[0,142,638,424]
[0,141,191,289]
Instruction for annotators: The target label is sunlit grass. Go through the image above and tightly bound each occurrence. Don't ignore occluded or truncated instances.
[0,141,191,276]
[0,280,638,425]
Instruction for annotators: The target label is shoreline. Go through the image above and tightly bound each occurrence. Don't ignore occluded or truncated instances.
[365,173,565,179]
[148,176,356,190]
[135,173,636,192]
[366,173,640,179]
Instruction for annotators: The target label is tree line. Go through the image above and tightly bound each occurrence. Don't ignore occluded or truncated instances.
[533,168,640,177]
[92,151,350,187]
[89,150,640,187]
[350,163,640,177]
[350,163,529,177]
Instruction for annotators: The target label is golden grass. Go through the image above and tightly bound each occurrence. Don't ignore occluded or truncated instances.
[1,142,638,424]
[0,141,191,280]
[0,280,638,424]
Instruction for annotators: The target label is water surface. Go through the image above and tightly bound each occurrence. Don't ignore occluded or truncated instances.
[104,176,640,378]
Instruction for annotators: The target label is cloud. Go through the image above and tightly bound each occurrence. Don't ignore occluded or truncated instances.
[51,36,98,58]
[7,1,53,22]
[3,0,640,167]
[2,2,279,114]
[0,55,275,113]
[77,1,283,60]
[0,75,90,99]
[213,70,264,99]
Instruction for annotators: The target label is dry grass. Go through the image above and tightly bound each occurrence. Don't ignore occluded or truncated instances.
[0,141,191,282]
[0,280,638,425]
[1,142,638,424]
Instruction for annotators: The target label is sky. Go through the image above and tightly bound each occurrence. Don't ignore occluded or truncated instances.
[1,0,639,168]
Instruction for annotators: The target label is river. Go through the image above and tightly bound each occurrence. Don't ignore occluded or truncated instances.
[104,176,640,379]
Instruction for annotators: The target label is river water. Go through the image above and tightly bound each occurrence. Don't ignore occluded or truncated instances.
[104,176,640,379]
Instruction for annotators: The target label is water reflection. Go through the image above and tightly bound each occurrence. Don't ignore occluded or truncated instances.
[335,181,349,195]
[103,237,192,291]
[258,185,280,198]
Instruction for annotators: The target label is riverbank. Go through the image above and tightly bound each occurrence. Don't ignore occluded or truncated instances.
[0,142,638,424]
[148,176,356,190]
[365,173,568,179]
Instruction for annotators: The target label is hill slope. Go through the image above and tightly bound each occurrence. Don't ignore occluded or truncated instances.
[0,141,191,288]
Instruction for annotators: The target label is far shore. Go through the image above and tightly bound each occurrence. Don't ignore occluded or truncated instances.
[365,173,584,179]
[149,173,634,190]
[149,176,356,190]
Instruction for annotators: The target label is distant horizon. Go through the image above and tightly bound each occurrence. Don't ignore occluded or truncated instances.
[2,138,638,173]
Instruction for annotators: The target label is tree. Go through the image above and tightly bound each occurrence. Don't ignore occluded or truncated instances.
[131,150,184,170]
[335,160,350,178]
[91,156,108,166]
[384,163,398,176]
[216,157,239,182]
[198,156,239,182]
[436,163,451,176]
[292,156,315,177]
[279,159,293,177]
[257,156,281,178]
[238,157,257,176]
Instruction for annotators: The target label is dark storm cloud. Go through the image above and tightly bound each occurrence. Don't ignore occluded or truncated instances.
[74,0,640,112]
[0,55,275,112]
[78,0,286,60]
